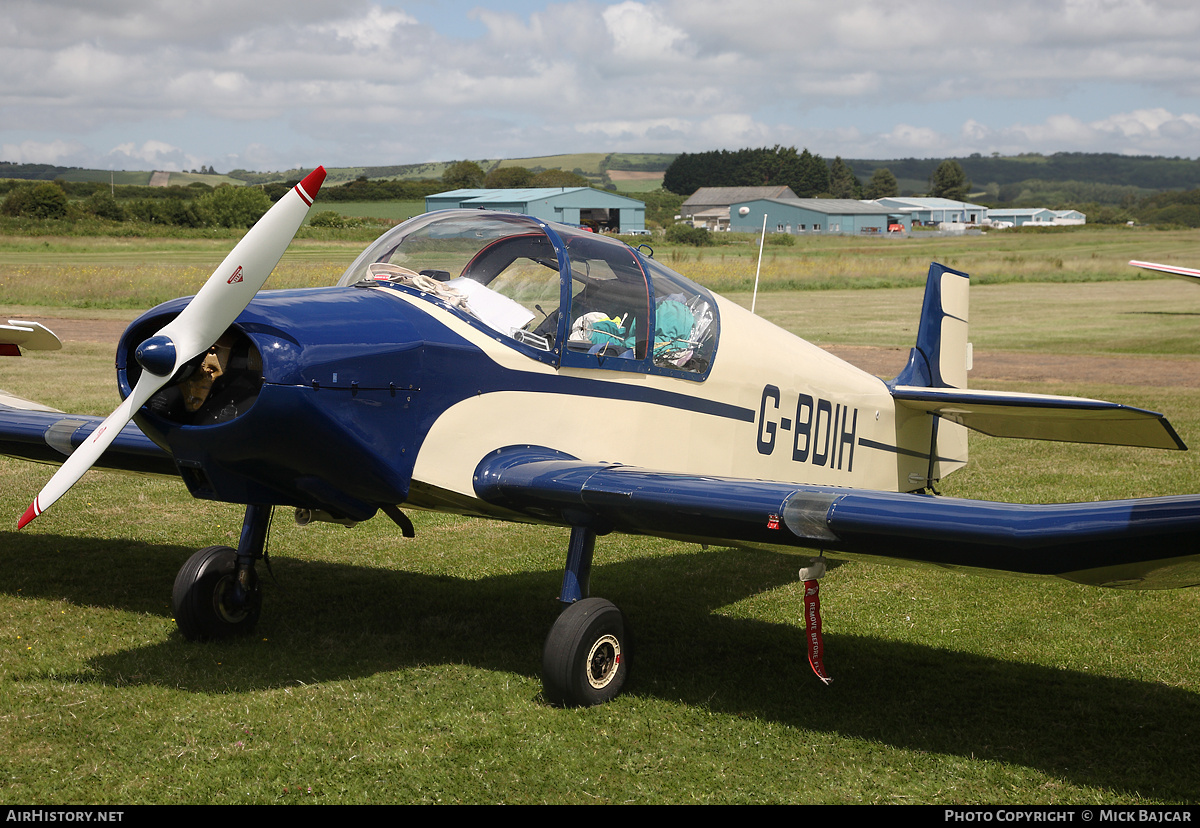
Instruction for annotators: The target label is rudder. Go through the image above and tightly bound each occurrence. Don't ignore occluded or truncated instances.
[892,263,971,485]
[893,263,971,390]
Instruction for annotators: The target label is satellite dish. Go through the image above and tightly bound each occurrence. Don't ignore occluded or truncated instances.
[738,206,750,216]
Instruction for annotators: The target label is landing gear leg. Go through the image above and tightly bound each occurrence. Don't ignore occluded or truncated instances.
[542,527,630,707]
[173,504,269,641]
[557,525,594,605]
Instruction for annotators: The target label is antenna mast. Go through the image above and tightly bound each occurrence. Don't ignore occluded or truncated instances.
[751,213,767,314]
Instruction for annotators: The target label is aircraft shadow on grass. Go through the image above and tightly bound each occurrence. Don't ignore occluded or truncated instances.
[4,532,1198,801]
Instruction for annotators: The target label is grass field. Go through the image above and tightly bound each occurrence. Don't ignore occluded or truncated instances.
[2,226,1198,309]
[1,229,1200,804]
[314,200,426,224]
[493,153,611,176]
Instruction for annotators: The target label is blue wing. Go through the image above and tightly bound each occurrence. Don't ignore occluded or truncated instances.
[0,400,176,476]
[474,446,1200,590]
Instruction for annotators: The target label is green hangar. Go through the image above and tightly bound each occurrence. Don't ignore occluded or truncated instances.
[728,197,903,235]
[426,188,647,233]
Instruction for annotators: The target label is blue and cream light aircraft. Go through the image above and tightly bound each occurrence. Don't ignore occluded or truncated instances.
[3,167,1199,706]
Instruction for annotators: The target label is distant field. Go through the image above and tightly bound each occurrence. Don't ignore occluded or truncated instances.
[160,171,247,187]
[49,169,156,186]
[609,170,665,192]
[315,200,426,223]
[612,179,665,193]
[607,152,676,172]
[494,153,610,175]
[655,226,1200,293]
[608,171,664,181]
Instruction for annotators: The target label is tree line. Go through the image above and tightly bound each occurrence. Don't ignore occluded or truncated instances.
[662,146,963,200]
[0,162,597,229]
[4,152,1199,229]
[0,179,277,228]
[847,152,1200,192]
[660,146,1200,225]
[664,146,834,197]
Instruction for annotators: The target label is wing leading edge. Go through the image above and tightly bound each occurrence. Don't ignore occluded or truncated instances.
[473,446,1200,590]
[0,403,175,476]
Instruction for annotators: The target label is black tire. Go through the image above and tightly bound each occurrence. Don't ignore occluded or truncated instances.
[172,545,261,641]
[542,597,628,707]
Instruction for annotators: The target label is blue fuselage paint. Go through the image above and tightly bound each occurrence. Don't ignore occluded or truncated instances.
[115,286,754,511]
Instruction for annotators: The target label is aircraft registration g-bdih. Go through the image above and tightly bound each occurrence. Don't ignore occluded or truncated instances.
[2,166,1199,706]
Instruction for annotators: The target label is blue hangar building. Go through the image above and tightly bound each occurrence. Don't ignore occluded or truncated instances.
[426,188,647,233]
[728,197,905,235]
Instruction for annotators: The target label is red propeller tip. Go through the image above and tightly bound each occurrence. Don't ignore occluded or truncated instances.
[17,501,38,530]
[296,167,327,206]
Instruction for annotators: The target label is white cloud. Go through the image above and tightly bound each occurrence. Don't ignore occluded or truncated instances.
[1097,108,1200,138]
[316,5,416,50]
[3,0,1200,169]
[949,108,1200,157]
[1,139,88,165]
[602,1,690,62]
[882,124,947,154]
[108,140,200,171]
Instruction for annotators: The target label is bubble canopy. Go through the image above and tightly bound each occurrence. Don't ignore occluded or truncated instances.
[338,210,719,380]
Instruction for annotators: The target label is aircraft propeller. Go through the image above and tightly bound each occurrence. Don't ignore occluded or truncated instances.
[17,166,327,529]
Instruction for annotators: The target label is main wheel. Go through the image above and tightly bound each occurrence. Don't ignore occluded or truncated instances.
[542,597,629,707]
[172,545,262,641]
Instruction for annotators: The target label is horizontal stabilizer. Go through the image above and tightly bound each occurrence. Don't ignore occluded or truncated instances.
[0,320,61,355]
[891,385,1185,450]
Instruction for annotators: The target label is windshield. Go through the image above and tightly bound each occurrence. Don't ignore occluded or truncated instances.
[338,210,718,377]
[339,211,565,350]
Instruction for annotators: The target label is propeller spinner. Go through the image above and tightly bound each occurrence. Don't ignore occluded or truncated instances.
[18,166,327,529]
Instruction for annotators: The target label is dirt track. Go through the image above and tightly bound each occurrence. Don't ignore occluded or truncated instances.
[826,345,1200,389]
[32,316,1200,389]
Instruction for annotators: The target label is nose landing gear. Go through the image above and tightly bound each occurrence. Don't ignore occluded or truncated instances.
[172,544,262,640]
[172,504,268,641]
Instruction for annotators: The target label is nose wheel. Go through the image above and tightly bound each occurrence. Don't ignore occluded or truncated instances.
[173,504,269,641]
[172,544,262,640]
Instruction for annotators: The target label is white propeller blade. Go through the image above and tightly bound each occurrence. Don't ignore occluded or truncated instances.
[18,167,326,529]
[1129,260,1200,284]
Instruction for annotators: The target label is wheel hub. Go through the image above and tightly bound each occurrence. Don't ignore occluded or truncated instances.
[586,634,621,689]
[213,575,253,624]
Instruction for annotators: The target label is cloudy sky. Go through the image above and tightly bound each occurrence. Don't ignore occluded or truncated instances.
[3,0,1200,173]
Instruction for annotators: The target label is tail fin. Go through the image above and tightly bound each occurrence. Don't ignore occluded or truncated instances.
[893,263,971,390]
[892,263,971,486]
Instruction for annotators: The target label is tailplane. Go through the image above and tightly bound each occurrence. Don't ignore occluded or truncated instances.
[888,264,1184,490]
[0,320,61,357]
